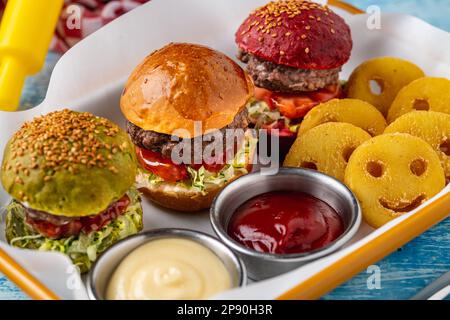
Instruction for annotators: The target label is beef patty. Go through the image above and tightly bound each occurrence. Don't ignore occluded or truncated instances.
[127,107,249,160]
[238,50,340,92]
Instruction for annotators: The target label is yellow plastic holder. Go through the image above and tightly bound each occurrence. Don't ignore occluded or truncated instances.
[0,0,63,111]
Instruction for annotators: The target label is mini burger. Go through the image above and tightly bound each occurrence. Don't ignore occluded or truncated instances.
[236,0,352,156]
[120,43,256,212]
[1,110,143,273]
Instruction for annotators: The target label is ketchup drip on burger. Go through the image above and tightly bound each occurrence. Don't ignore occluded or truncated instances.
[236,0,352,156]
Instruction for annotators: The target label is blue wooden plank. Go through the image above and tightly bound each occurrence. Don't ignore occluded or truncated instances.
[324,217,450,300]
[346,0,450,32]
[0,274,29,300]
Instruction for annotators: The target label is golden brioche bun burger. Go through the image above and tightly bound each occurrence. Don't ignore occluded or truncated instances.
[120,43,256,212]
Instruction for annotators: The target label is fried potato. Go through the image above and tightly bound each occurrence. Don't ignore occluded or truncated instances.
[284,122,371,182]
[347,57,424,116]
[299,98,387,136]
[345,133,445,228]
[384,111,450,184]
[387,77,450,123]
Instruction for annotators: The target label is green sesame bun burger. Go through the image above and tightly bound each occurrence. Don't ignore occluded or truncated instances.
[1,109,143,273]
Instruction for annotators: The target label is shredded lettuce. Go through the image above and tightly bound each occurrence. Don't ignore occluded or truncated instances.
[5,187,143,273]
[137,134,257,195]
[247,100,300,132]
[247,99,281,128]
[187,166,207,192]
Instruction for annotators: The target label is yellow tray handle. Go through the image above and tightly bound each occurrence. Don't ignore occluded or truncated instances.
[0,246,59,300]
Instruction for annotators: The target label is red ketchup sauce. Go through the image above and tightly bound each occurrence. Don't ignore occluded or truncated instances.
[228,191,344,254]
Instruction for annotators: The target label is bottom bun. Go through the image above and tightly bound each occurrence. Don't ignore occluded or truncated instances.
[139,141,256,212]
[139,171,245,212]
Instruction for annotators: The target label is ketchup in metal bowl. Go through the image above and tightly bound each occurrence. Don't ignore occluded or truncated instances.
[228,191,344,254]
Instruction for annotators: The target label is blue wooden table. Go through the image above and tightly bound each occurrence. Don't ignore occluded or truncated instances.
[1,0,449,300]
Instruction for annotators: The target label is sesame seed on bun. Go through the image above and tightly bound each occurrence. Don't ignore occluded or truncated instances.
[1,109,137,217]
[236,0,352,70]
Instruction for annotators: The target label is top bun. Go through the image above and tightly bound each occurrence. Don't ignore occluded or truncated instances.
[1,110,137,217]
[121,43,254,139]
[236,0,352,70]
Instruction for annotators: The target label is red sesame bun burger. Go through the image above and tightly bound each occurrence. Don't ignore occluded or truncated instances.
[236,0,352,159]
[120,43,256,212]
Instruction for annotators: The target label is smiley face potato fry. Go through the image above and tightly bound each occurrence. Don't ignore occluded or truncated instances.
[345,133,445,228]
[346,57,424,116]
[299,98,387,136]
[387,77,450,123]
[284,122,371,182]
[384,111,450,184]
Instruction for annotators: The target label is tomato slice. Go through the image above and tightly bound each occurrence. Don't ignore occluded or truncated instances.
[81,194,131,233]
[254,87,276,109]
[190,147,237,173]
[136,147,188,182]
[254,84,342,120]
[308,84,342,102]
[137,146,231,179]
[26,218,82,239]
[191,161,226,173]
[25,194,131,239]
[274,96,316,119]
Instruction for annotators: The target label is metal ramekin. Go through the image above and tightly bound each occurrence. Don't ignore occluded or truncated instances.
[210,167,362,280]
[87,228,247,300]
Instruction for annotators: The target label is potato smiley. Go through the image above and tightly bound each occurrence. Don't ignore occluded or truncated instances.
[387,77,450,123]
[347,57,425,116]
[299,98,387,136]
[284,122,371,182]
[384,111,450,184]
[344,133,445,228]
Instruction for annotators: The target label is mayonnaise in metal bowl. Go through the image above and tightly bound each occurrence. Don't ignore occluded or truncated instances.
[87,229,246,300]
